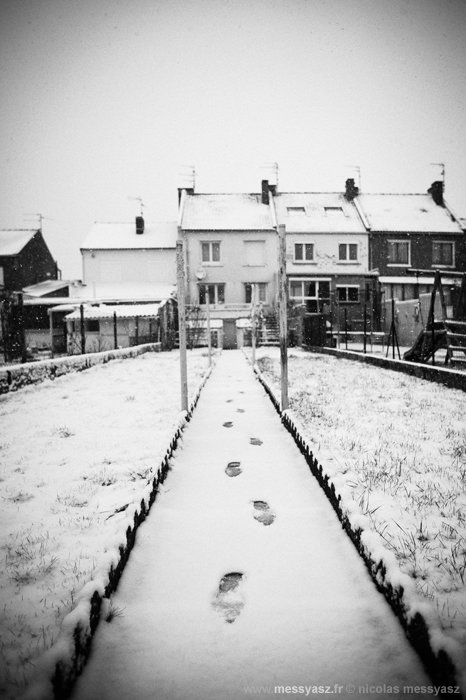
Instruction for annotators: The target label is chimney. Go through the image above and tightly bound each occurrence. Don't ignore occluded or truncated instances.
[178,186,195,204]
[136,216,145,234]
[345,178,359,201]
[428,181,444,206]
[261,180,269,205]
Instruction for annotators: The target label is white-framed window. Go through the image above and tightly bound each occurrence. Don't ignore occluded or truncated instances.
[294,242,314,262]
[198,283,225,305]
[245,283,267,304]
[336,286,359,304]
[338,243,358,262]
[432,241,454,267]
[201,241,221,264]
[244,240,266,266]
[0,266,4,287]
[289,279,331,313]
[388,240,410,266]
[286,206,306,215]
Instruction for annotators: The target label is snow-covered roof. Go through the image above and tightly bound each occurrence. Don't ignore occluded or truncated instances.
[273,193,366,233]
[23,280,74,298]
[81,222,177,250]
[357,194,463,233]
[69,282,176,303]
[180,194,274,230]
[65,303,163,321]
[0,229,37,256]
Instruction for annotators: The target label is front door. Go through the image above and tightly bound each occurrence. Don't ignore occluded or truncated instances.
[223,319,237,349]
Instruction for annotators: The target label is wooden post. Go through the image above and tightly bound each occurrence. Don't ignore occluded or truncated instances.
[344,308,348,350]
[49,308,54,359]
[80,304,85,354]
[391,297,395,359]
[206,288,212,367]
[336,292,340,348]
[363,300,367,354]
[251,284,257,365]
[432,308,436,366]
[18,293,27,363]
[113,311,118,349]
[135,316,139,346]
[278,225,288,410]
[177,238,188,412]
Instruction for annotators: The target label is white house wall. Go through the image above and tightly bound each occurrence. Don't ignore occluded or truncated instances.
[82,249,176,285]
[286,233,369,275]
[185,230,278,308]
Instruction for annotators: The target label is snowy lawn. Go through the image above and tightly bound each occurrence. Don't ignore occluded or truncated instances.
[0,349,213,700]
[247,347,466,675]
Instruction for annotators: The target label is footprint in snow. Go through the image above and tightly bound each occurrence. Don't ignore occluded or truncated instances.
[212,572,245,623]
[225,462,242,477]
[223,421,234,428]
[236,408,245,413]
[253,501,275,526]
[250,437,263,446]
[226,399,233,403]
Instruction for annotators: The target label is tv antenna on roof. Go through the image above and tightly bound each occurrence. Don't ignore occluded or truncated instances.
[24,213,54,229]
[260,162,279,188]
[431,162,445,191]
[128,196,145,216]
[179,165,195,189]
[345,165,361,191]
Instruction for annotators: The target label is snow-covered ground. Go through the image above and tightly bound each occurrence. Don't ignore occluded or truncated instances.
[246,347,466,683]
[0,349,212,700]
[70,350,433,700]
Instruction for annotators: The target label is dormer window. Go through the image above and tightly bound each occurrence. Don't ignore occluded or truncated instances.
[324,207,344,217]
[287,207,306,215]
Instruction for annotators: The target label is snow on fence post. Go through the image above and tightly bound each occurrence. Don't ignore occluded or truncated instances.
[177,235,188,412]
[278,224,289,410]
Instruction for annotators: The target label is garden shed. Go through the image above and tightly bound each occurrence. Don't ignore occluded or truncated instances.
[64,299,176,354]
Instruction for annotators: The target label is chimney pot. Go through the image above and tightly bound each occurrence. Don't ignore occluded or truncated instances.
[428,181,444,206]
[136,216,144,234]
[261,180,269,205]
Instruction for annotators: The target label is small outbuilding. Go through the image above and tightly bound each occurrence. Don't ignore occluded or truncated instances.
[64,299,177,354]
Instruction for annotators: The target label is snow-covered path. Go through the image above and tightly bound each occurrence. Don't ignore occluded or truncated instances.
[71,351,431,700]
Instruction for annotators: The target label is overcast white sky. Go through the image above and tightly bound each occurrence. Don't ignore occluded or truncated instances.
[1,0,465,279]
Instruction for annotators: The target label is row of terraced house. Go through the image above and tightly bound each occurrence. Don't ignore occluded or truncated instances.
[177,177,465,349]
[1,176,465,357]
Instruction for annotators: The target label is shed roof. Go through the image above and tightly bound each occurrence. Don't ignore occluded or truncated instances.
[23,280,73,298]
[65,303,162,321]
[273,193,366,233]
[81,222,177,250]
[357,194,462,233]
[181,193,274,230]
[0,230,37,256]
